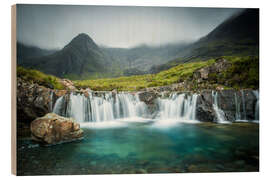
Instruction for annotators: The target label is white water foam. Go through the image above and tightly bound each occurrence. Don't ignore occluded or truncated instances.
[212,91,230,124]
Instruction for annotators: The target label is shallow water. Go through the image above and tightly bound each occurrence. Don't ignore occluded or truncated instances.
[17,121,259,175]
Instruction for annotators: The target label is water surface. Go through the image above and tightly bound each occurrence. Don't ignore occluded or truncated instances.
[17,121,259,175]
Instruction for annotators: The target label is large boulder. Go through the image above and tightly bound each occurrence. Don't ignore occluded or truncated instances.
[30,113,83,145]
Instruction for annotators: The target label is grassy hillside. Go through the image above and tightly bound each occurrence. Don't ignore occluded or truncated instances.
[74,56,258,91]
[213,56,259,89]
[17,56,258,92]
[17,66,65,90]
[74,59,215,91]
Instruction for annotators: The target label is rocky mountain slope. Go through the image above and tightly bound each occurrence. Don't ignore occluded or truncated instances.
[17,9,259,79]
[18,33,121,79]
[102,43,189,73]
[17,42,57,63]
[150,9,259,73]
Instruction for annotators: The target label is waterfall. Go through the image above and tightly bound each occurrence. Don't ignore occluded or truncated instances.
[253,90,259,120]
[212,91,229,124]
[52,90,259,125]
[67,93,88,123]
[241,90,247,120]
[234,93,241,120]
[52,96,65,115]
[49,91,54,112]
[52,91,148,122]
[157,93,198,121]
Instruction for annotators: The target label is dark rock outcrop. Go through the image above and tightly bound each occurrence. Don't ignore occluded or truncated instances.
[196,91,215,122]
[137,91,159,116]
[193,58,232,82]
[17,77,53,124]
[195,89,258,122]
[30,113,83,144]
[17,75,259,124]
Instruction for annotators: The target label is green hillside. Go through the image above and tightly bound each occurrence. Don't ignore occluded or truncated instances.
[17,66,65,89]
[74,56,259,91]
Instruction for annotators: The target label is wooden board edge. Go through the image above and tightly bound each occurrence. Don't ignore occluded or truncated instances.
[11,4,17,176]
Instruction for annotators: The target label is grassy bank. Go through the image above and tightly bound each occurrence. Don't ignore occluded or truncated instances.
[17,66,65,89]
[74,56,259,91]
[74,59,216,91]
[17,56,259,91]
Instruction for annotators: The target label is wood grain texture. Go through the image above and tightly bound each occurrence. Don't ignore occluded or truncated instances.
[11,4,17,175]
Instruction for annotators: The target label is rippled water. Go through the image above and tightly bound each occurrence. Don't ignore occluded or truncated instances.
[17,121,259,175]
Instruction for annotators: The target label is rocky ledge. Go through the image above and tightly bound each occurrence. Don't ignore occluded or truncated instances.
[30,113,83,145]
[17,76,259,125]
[137,89,259,122]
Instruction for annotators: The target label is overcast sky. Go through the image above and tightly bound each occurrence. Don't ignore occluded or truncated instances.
[17,5,242,49]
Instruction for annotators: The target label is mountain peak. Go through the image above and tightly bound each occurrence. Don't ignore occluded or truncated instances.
[64,33,99,52]
[74,33,93,41]
[70,33,94,44]
[205,8,259,42]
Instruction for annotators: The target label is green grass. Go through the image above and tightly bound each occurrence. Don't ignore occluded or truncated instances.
[74,56,259,91]
[17,66,65,90]
[17,56,259,91]
[74,59,216,91]
[217,56,259,89]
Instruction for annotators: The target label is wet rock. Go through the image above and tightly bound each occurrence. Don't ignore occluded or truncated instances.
[54,90,67,97]
[58,79,77,90]
[30,113,83,145]
[17,77,53,124]
[138,91,157,104]
[196,93,215,122]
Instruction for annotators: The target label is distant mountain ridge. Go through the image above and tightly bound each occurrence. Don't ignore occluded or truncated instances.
[18,33,117,79]
[101,43,190,72]
[17,9,259,79]
[17,42,57,62]
[150,9,259,73]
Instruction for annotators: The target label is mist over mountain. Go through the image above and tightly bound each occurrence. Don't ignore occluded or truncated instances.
[102,42,190,72]
[150,9,259,73]
[18,34,191,79]
[18,33,118,79]
[17,42,57,62]
[17,9,259,79]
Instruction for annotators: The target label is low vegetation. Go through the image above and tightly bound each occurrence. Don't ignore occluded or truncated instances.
[214,56,259,89]
[74,59,216,91]
[17,66,65,89]
[74,56,259,91]
[17,56,259,91]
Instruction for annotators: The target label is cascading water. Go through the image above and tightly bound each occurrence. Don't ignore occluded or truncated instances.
[234,93,241,120]
[52,90,259,125]
[241,90,247,120]
[49,91,54,112]
[212,91,229,124]
[67,93,88,123]
[235,90,259,122]
[253,90,259,120]
[52,96,65,115]
[156,93,198,121]
[52,91,148,123]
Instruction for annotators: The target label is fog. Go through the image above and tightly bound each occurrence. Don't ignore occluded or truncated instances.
[17,4,242,49]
